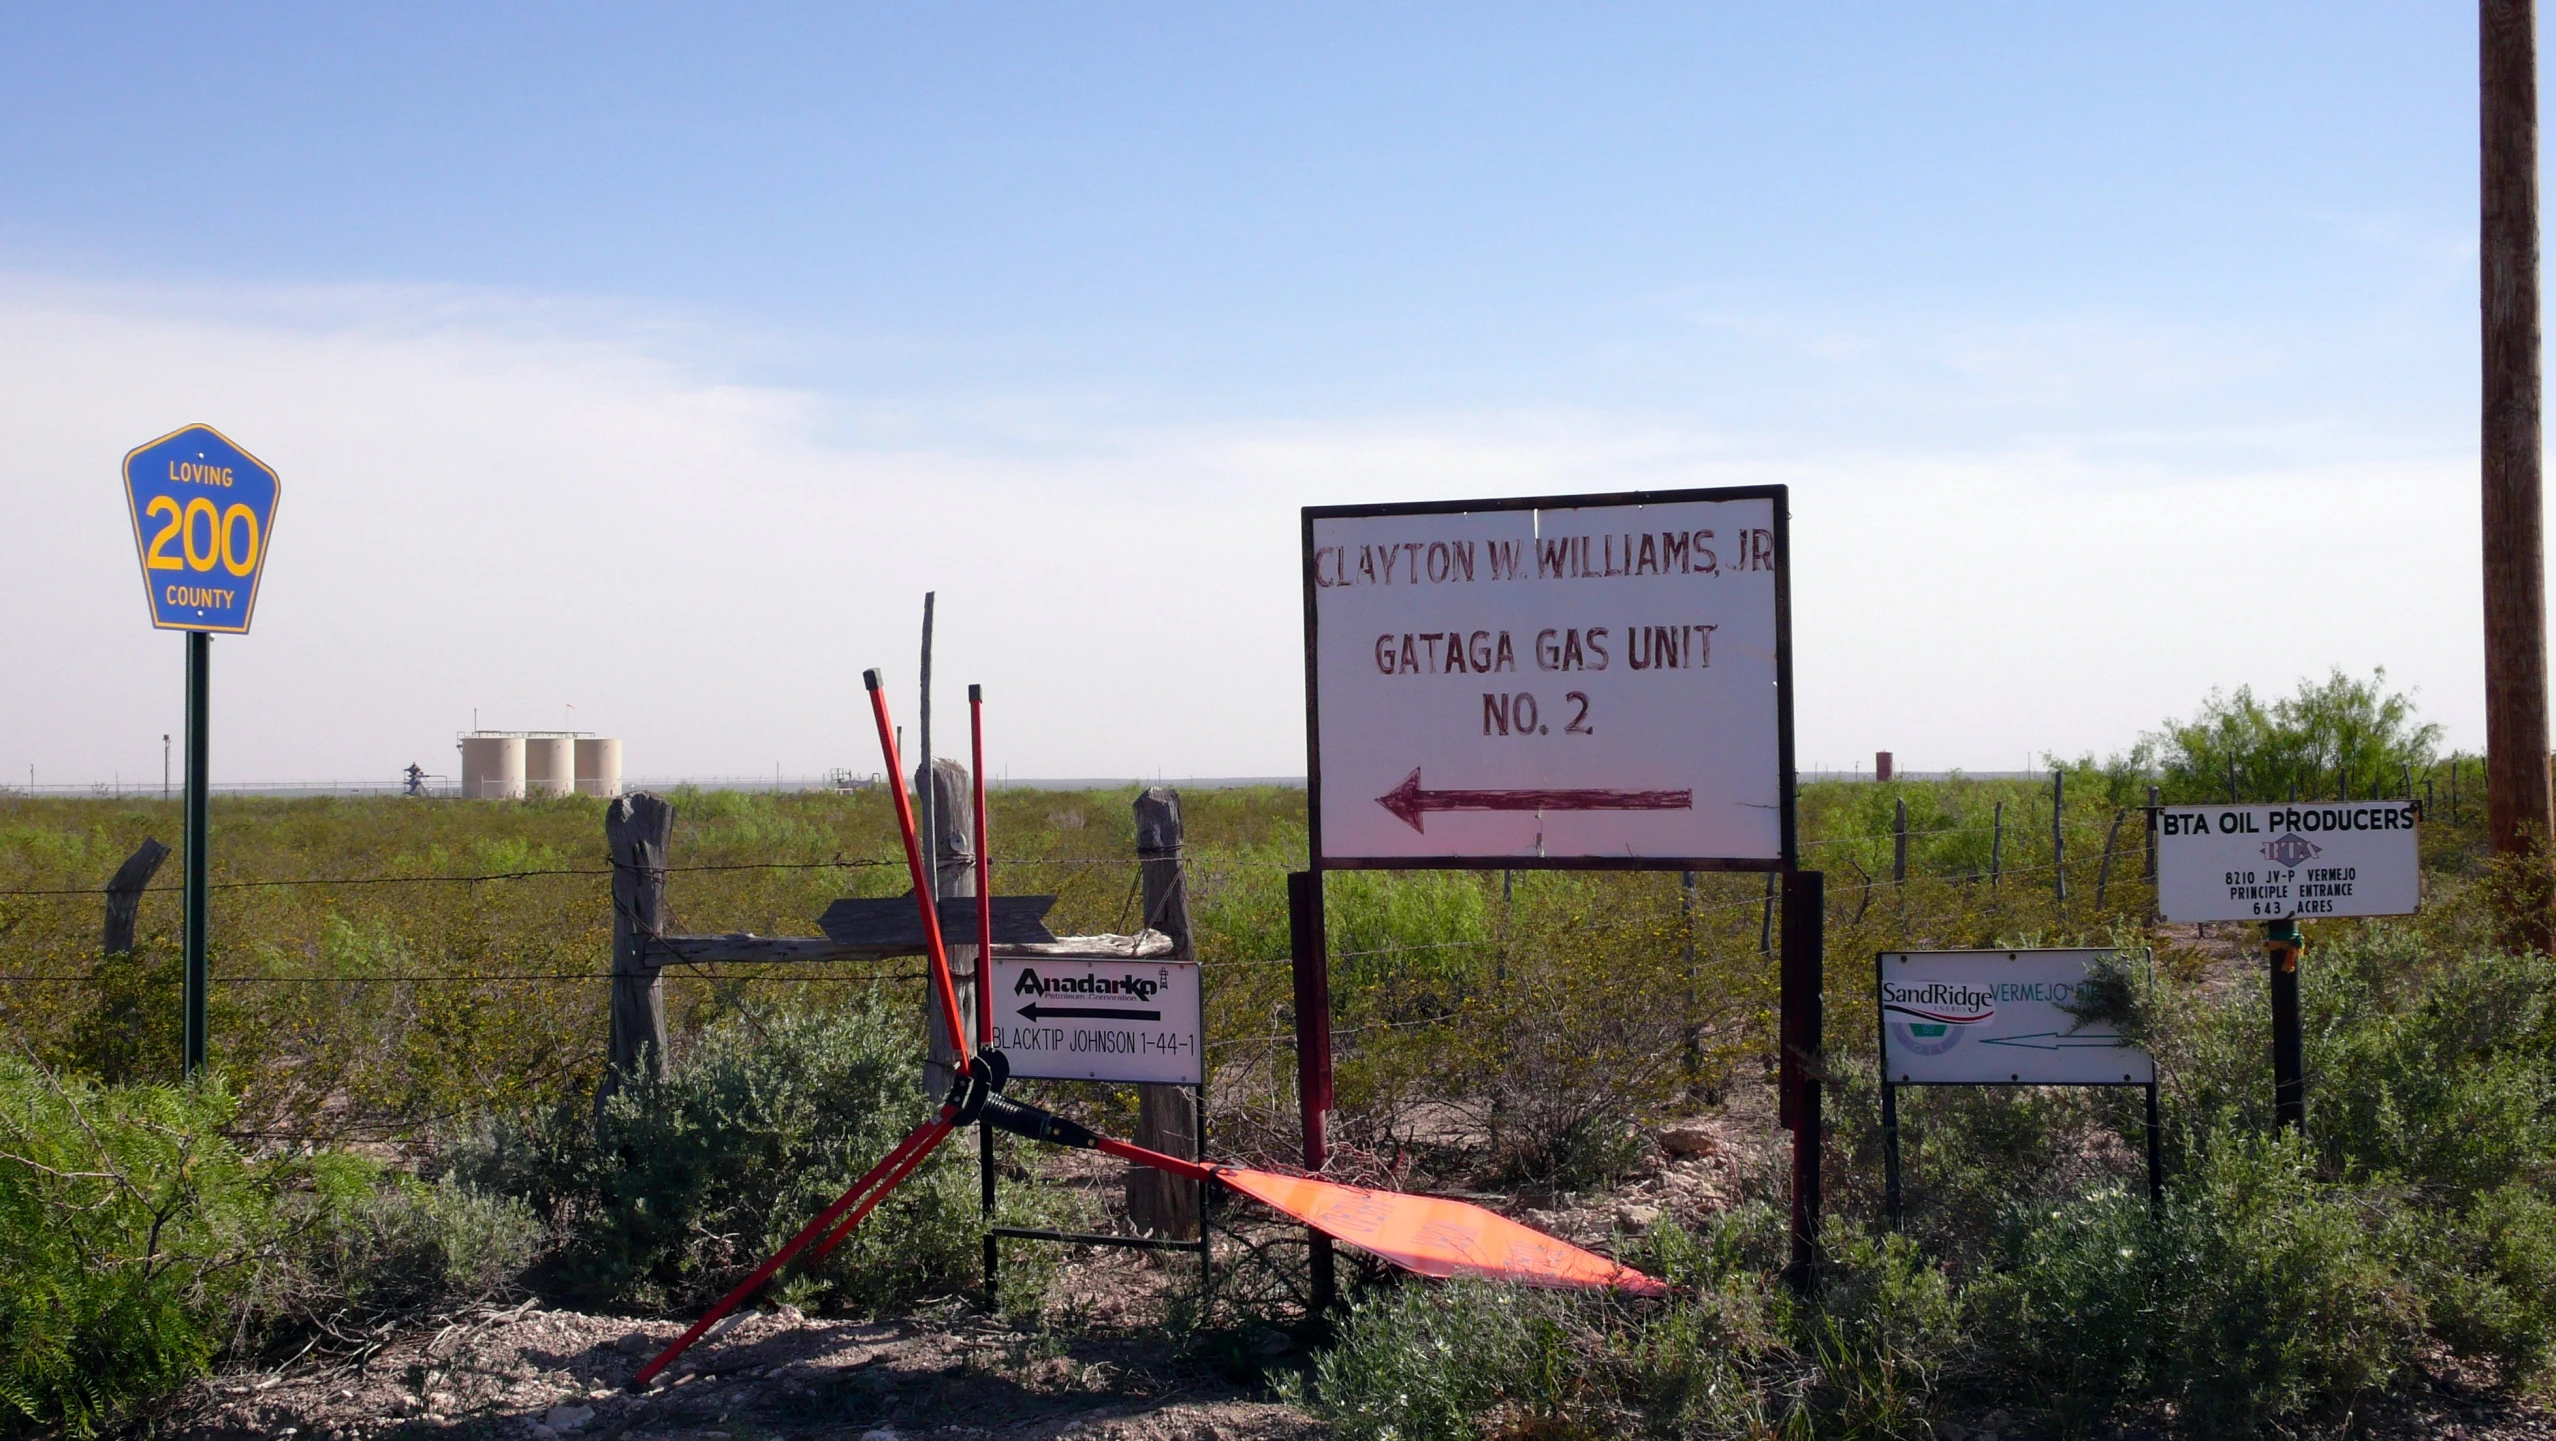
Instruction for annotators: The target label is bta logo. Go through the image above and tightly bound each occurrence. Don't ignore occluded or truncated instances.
[1011,968,1162,1003]
[2262,833,2320,868]
[1881,979,1993,1057]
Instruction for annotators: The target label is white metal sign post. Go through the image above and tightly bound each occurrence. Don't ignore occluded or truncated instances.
[2156,801,2421,1134]
[990,956,1203,1086]
[1876,949,2160,1223]
[1299,485,1814,1294]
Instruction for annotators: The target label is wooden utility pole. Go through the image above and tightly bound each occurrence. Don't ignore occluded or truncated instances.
[1127,787,1202,1239]
[2485,0,2556,953]
[603,792,674,1106]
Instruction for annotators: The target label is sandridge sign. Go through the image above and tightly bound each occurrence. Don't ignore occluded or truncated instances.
[2155,802,2421,923]
[1876,948,2162,1219]
[1878,949,2154,1087]
[1302,487,1793,869]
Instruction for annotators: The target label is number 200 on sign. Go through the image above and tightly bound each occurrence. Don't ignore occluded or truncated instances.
[141,495,262,577]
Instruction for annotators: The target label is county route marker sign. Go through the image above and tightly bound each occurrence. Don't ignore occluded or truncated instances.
[1303,487,1793,868]
[122,425,282,634]
[991,956,1203,1085]
[2155,802,2421,923]
[1879,949,2154,1086]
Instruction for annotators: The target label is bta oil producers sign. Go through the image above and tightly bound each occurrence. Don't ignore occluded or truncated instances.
[990,956,1203,1085]
[1879,950,2154,1086]
[2155,803,2420,923]
[1303,487,1792,868]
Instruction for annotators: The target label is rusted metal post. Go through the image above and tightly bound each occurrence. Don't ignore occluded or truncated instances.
[2484,0,2556,952]
[1780,869,1824,1292]
[1288,869,1335,1313]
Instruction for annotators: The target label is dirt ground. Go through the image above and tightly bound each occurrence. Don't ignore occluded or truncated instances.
[157,1090,2556,1441]
[157,1126,1770,1441]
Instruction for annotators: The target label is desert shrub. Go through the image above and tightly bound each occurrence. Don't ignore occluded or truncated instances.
[1790,1221,1969,1438]
[2394,1181,2556,1388]
[248,1160,544,1341]
[1298,1207,1964,1441]
[0,1056,549,1436]
[1978,1132,2418,1436]
[450,997,1068,1316]
[0,1058,253,1436]
[1296,1280,1638,1441]
[2143,667,2441,804]
[2306,931,2556,1199]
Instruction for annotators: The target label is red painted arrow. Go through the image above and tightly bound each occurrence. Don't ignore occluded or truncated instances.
[1375,768,1693,833]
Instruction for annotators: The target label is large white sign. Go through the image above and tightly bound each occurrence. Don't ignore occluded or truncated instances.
[1304,490,1791,866]
[991,956,1203,1085]
[2155,803,2420,923]
[1880,949,2154,1086]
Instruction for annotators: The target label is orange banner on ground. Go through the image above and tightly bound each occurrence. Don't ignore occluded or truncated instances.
[1215,1168,1667,1296]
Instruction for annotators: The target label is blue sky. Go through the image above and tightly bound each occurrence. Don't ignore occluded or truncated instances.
[0,5,2503,782]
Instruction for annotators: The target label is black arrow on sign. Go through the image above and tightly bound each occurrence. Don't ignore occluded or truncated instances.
[1018,1002,1162,1022]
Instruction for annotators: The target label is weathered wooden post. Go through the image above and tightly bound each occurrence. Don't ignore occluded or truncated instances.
[1892,797,1908,884]
[2095,809,2125,910]
[2144,785,2161,881]
[1991,799,2004,891]
[602,793,674,1106]
[1127,787,1202,1239]
[923,757,977,1100]
[102,838,169,956]
[2051,768,2068,904]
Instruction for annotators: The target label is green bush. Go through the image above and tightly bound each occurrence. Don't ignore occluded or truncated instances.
[451,997,1067,1316]
[1297,1280,1638,1441]
[0,1058,252,1436]
[1296,1207,1965,1441]
[0,1056,531,1438]
[1979,1133,2419,1436]
[2396,1181,2556,1388]
[248,1159,544,1340]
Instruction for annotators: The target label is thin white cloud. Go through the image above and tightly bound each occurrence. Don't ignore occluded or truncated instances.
[0,275,2491,790]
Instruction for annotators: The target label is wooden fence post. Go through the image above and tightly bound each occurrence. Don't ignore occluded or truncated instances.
[1892,797,1907,884]
[2095,809,2125,910]
[103,838,169,956]
[602,793,674,1107]
[2051,768,2068,903]
[2144,785,2160,880]
[1128,787,1201,1239]
[924,757,977,1101]
[1991,800,2004,891]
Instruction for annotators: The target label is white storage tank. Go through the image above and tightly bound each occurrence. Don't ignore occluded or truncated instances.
[574,738,622,798]
[525,735,575,798]
[460,734,526,800]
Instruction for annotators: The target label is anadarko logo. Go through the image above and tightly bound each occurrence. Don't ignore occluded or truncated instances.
[1881,979,1994,1057]
[1012,968,1162,1003]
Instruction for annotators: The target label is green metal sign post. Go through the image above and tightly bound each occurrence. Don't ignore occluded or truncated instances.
[184,632,210,1077]
[123,424,280,1081]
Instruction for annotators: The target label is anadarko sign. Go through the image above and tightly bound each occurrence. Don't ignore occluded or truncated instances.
[989,957,1202,1085]
[2154,802,2420,924]
[1878,949,2154,1086]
